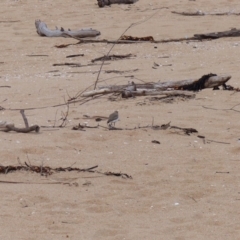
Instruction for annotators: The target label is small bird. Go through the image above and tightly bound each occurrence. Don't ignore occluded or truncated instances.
[107,111,119,127]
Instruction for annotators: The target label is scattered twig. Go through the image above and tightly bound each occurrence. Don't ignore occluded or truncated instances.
[66,54,84,58]
[53,63,81,67]
[207,139,230,144]
[101,171,132,179]
[170,126,198,135]
[91,54,135,63]
[0,20,20,23]
[0,163,132,179]
[194,27,240,40]
[58,99,70,128]
[26,54,48,57]
[105,68,138,74]
[172,10,240,16]
[97,0,138,8]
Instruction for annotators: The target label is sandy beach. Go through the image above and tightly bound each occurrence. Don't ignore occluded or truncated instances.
[1,0,240,239]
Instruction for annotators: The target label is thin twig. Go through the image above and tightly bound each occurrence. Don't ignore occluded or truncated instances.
[93,8,163,90]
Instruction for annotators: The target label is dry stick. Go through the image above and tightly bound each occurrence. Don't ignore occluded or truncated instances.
[26,55,48,57]
[72,36,201,45]
[93,8,163,90]
[53,63,81,67]
[66,54,84,58]
[0,20,20,23]
[207,139,230,144]
[59,99,69,127]
[91,54,135,63]
[20,109,29,128]
[202,104,240,113]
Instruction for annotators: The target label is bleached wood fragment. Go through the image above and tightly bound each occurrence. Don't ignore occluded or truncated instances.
[35,20,101,38]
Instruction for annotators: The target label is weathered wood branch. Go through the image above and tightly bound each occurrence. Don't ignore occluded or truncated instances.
[97,0,138,7]
[98,74,231,91]
[81,89,195,98]
[4,124,40,133]
[0,110,40,133]
[35,20,101,38]
[80,74,231,99]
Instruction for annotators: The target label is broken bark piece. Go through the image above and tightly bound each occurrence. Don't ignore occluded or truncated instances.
[35,20,101,38]
[97,0,138,7]
[120,35,154,41]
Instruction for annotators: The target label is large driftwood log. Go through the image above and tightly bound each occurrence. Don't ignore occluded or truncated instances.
[82,74,231,98]
[82,89,195,98]
[35,20,101,38]
[98,74,231,91]
[97,0,138,7]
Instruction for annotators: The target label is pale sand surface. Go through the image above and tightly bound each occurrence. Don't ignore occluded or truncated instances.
[1,0,240,239]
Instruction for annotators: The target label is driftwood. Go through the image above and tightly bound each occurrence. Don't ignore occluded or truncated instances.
[172,10,240,16]
[35,20,101,38]
[97,0,138,7]
[3,123,40,133]
[0,110,40,133]
[102,74,231,90]
[82,74,231,98]
[83,89,195,98]
[194,28,240,40]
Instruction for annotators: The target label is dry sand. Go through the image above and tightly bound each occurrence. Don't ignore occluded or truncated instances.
[1,0,240,239]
